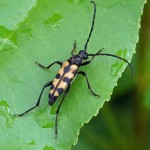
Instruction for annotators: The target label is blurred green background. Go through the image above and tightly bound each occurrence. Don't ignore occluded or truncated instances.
[73,1,150,150]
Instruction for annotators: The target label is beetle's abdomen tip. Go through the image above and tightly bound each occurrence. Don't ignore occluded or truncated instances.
[49,94,58,105]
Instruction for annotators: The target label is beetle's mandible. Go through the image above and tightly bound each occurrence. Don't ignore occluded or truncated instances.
[14,1,134,138]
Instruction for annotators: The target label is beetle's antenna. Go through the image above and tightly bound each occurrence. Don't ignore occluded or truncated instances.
[84,1,96,51]
[88,53,134,78]
[99,53,134,78]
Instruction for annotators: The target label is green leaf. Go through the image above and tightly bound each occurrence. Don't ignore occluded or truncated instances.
[0,0,36,30]
[0,0,146,149]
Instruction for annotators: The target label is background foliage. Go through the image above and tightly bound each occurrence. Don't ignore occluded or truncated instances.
[73,1,150,150]
[0,0,148,150]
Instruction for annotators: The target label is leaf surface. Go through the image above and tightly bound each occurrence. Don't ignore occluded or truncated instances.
[0,0,146,149]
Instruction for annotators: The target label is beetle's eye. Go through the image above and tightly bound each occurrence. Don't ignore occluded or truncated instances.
[79,50,88,59]
[83,54,88,59]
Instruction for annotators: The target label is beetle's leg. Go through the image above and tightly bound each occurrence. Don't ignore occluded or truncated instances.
[81,49,103,66]
[14,81,52,117]
[80,54,96,66]
[78,71,100,97]
[71,40,77,56]
[55,84,71,138]
[35,61,62,70]
[81,58,94,66]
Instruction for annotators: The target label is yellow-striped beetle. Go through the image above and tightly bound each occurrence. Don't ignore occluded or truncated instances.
[15,1,134,138]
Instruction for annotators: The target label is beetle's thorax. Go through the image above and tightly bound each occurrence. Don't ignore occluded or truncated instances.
[69,50,88,66]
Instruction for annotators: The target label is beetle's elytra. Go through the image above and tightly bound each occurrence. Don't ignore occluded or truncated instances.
[49,61,78,105]
[14,1,134,138]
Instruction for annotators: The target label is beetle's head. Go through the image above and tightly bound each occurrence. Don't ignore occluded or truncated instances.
[78,50,88,60]
[69,50,88,66]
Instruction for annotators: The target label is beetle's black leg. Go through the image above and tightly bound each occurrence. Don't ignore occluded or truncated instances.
[55,84,71,138]
[81,49,103,66]
[81,57,94,66]
[14,81,52,117]
[35,61,62,70]
[71,40,77,56]
[78,71,100,97]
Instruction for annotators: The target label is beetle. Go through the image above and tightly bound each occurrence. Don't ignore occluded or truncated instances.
[15,1,134,138]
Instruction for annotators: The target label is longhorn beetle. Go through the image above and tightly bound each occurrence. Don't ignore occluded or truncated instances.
[15,1,134,138]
